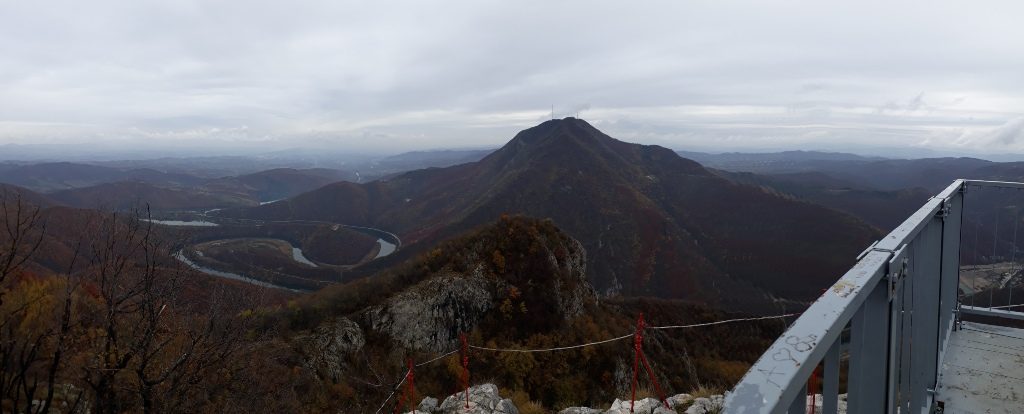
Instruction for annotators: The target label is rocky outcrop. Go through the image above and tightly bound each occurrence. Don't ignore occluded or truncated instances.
[294,317,365,381]
[363,218,596,353]
[406,385,764,414]
[551,237,596,318]
[406,384,517,414]
[365,270,497,353]
[560,393,695,414]
[604,397,668,414]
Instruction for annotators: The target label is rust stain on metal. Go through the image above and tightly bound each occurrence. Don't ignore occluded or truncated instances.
[832,280,856,297]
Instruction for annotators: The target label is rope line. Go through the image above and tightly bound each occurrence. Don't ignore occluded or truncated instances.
[647,312,801,330]
[468,333,634,353]
[461,313,800,353]
[374,369,410,414]
[373,311,798,412]
[416,350,458,367]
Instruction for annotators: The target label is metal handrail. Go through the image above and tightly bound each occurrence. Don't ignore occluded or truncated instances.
[723,179,1024,414]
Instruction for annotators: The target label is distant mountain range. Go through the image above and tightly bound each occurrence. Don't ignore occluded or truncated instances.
[682,150,1024,192]
[217,118,880,308]
[0,149,497,210]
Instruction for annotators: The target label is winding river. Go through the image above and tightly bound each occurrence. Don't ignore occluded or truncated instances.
[152,216,402,291]
[173,251,302,292]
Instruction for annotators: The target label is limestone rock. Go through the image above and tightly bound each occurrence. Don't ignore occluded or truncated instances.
[294,317,364,381]
[666,393,693,408]
[438,384,518,414]
[606,397,664,414]
[684,395,724,414]
[365,273,495,353]
[559,408,603,414]
[419,396,439,412]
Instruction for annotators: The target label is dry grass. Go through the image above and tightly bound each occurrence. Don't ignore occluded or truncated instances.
[505,388,546,414]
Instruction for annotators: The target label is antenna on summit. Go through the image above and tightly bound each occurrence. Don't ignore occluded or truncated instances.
[551,105,554,120]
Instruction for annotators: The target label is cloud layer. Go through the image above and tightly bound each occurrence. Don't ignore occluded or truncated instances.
[1,1,1022,155]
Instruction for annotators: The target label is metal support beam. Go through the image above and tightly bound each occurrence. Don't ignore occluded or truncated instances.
[848,281,890,414]
[722,251,890,414]
[788,391,805,414]
[965,179,1024,190]
[720,179,1024,414]
[960,306,1024,321]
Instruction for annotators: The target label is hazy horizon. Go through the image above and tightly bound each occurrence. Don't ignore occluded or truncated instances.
[2,1,1023,158]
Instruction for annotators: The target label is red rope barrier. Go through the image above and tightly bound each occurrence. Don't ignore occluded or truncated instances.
[630,312,644,414]
[392,359,416,414]
[629,312,670,411]
[639,351,670,408]
[374,312,799,414]
[808,365,821,414]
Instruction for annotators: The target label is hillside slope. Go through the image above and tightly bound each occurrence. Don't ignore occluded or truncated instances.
[280,216,786,411]
[50,181,256,210]
[221,119,879,306]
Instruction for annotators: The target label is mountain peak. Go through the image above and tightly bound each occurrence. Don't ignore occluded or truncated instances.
[489,117,614,165]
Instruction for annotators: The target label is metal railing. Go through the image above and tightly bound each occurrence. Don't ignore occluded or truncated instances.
[722,179,1024,414]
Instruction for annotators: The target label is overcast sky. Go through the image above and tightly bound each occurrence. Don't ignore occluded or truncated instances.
[1,1,1022,157]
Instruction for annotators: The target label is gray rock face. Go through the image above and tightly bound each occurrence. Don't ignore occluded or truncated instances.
[418,397,439,412]
[364,231,594,353]
[559,408,604,414]
[365,272,496,352]
[551,237,596,318]
[666,394,693,408]
[684,395,724,414]
[294,317,364,381]
[438,384,518,414]
[606,397,665,414]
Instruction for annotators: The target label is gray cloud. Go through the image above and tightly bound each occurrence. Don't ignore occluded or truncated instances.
[0,0,1022,157]
[987,117,1024,146]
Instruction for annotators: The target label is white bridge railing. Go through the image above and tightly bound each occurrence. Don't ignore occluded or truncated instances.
[722,179,1024,414]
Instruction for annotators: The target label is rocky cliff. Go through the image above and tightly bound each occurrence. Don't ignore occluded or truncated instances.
[297,215,598,373]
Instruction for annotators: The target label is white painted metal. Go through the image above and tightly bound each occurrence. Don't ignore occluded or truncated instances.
[723,179,1024,414]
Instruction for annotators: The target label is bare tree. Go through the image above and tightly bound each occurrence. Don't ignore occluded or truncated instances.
[0,190,45,304]
[0,190,86,414]
[0,196,270,413]
[77,207,260,413]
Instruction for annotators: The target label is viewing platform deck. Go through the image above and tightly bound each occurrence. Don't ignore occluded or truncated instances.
[723,179,1024,414]
[935,321,1024,413]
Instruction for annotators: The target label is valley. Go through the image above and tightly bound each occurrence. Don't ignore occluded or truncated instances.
[146,212,402,291]
[5,119,1024,412]
[3,4,1018,412]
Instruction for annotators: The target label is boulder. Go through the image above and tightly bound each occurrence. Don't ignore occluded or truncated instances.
[683,395,724,414]
[438,383,518,414]
[419,396,439,412]
[559,408,603,414]
[666,393,693,408]
[606,397,665,414]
